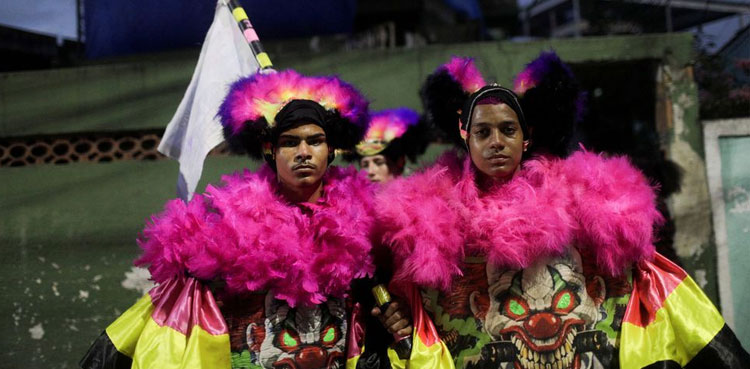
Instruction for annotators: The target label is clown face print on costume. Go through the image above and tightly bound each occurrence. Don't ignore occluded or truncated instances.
[422,247,631,369]
[481,249,607,369]
[258,297,347,369]
[225,293,348,369]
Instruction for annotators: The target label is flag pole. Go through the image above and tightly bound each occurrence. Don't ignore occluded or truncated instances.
[226,0,274,71]
[160,0,269,201]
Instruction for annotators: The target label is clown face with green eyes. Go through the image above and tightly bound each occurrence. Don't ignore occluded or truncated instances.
[482,249,608,369]
[256,297,347,369]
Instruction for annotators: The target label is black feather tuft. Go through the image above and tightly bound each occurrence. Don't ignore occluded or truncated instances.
[420,70,470,148]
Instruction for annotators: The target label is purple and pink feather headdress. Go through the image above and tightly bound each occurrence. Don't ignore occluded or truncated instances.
[356,108,420,156]
[513,51,585,123]
[512,51,586,157]
[218,70,369,136]
[440,56,487,95]
[420,56,490,146]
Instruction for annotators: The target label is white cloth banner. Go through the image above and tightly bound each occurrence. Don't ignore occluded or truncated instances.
[158,0,258,201]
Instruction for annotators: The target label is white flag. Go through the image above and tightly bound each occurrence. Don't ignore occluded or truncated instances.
[158,0,259,201]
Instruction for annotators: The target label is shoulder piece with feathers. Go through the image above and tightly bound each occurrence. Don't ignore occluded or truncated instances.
[375,150,662,290]
[135,165,375,307]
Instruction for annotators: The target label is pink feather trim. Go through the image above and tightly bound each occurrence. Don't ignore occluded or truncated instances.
[376,150,661,290]
[441,57,487,94]
[136,165,375,307]
[563,150,663,275]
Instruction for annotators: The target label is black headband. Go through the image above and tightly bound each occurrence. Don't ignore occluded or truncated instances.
[265,99,335,168]
[459,85,528,139]
[274,99,327,129]
[270,99,328,144]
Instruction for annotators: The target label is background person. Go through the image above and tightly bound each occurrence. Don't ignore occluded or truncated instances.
[346,108,431,184]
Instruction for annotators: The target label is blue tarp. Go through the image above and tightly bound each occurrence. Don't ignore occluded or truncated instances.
[442,0,482,19]
[84,0,357,59]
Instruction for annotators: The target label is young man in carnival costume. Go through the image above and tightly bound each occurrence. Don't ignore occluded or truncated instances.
[374,56,749,369]
[80,70,411,369]
[346,108,431,184]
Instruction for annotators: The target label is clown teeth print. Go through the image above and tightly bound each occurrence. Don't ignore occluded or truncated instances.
[512,328,577,369]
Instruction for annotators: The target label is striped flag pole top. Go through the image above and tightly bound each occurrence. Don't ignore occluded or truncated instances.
[227,0,274,71]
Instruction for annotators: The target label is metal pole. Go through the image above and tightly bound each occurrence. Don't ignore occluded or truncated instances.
[77,0,85,42]
[573,0,581,38]
[665,0,673,33]
[226,0,274,71]
[549,11,556,37]
[522,8,531,37]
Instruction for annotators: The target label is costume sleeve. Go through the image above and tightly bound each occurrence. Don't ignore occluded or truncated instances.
[345,302,368,369]
[135,194,226,284]
[80,276,230,369]
[619,253,750,368]
[387,283,456,369]
[345,277,395,369]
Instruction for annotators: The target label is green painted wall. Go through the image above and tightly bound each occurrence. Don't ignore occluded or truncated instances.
[719,135,750,351]
[658,65,721,307]
[0,53,198,137]
[0,156,250,368]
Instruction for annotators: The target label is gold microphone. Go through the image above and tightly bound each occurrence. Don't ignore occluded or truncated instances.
[371,284,412,360]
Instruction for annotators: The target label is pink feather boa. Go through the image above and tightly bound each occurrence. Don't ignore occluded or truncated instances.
[375,150,662,291]
[135,165,375,307]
